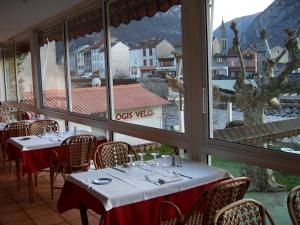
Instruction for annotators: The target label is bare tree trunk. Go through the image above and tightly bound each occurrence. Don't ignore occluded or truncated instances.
[241,106,287,192]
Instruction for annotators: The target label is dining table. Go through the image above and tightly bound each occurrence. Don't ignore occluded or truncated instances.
[57,159,231,225]
[6,130,107,202]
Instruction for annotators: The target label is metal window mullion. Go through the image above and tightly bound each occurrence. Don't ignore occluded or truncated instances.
[104,0,114,141]
[1,46,7,101]
[31,30,43,108]
[63,21,73,112]
[13,42,19,102]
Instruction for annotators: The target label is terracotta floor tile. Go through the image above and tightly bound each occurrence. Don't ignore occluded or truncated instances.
[31,213,65,225]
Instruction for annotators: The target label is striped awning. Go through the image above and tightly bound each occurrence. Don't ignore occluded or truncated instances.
[38,0,180,45]
[213,118,300,144]
[109,0,181,27]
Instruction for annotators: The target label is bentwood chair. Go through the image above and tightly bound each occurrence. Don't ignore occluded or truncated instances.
[288,185,300,225]
[0,111,28,123]
[214,199,276,225]
[29,120,59,135]
[3,122,30,169]
[49,134,97,199]
[158,177,250,225]
[93,141,138,169]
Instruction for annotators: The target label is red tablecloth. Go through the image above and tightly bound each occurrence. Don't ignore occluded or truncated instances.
[6,138,107,174]
[57,178,226,225]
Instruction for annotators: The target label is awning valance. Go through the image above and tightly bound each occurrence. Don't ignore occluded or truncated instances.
[109,0,181,27]
[15,39,31,54]
[67,6,103,41]
[38,0,180,44]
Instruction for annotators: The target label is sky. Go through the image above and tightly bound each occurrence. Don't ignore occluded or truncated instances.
[213,0,275,30]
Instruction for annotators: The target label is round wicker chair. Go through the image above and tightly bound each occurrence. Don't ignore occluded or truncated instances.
[288,185,300,225]
[49,134,97,199]
[214,198,276,225]
[29,120,59,135]
[93,141,138,169]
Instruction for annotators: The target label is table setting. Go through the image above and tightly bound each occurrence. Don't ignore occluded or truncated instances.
[63,157,231,211]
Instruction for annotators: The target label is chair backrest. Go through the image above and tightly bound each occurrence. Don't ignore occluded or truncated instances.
[93,141,137,169]
[182,177,250,225]
[61,135,97,172]
[288,185,300,225]
[0,111,28,122]
[214,198,276,225]
[29,120,59,135]
[4,121,30,138]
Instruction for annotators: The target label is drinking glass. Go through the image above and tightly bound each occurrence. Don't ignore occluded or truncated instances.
[127,154,136,167]
[150,152,159,167]
[161,154,170,167]
[137,152,146,166]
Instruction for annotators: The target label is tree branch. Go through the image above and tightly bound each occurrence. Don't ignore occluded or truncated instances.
[230,22,246,89]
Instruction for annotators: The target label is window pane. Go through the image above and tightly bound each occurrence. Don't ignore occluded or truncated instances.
[0,47,5,100]
[209,0,300,153]
[67,6,107,118]
[114,133,180,162]
[211,156,299,225]
[109,2,184,132]
[15,39,34,105]
[3,44,17,101]
[39,23,67,111]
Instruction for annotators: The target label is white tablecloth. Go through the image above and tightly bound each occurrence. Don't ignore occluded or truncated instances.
[7,130,101,151]
[67,159,232,211]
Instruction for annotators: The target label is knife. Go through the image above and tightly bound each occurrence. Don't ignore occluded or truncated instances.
[112,167,126,173]
[173,171,193,179]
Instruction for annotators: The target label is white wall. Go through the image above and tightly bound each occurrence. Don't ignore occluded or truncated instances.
[40,41,66,90]
[114,106,163,145]
[111,42,129,78]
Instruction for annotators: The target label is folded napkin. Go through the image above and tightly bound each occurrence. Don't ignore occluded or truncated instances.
[158,175,183,184]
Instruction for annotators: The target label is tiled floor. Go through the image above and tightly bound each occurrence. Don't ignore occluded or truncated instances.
[0,161,101,225]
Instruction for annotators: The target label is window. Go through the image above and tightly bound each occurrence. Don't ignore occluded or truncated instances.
[3,44,17,101]
[109,2,184,132]
[209,0,300,155]
[66,6,107,119]
[149,48,153,56]
[15,39,34,105]
[38,23,67,110]
[0,47,5,100]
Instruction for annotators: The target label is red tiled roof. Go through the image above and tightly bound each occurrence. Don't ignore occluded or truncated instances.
[24,84,169,114]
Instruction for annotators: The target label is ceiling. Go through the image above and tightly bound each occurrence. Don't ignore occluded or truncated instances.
[0,0,87,42]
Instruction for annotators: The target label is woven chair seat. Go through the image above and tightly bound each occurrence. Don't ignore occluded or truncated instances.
[288,185,300,225]
[214,198,276,225]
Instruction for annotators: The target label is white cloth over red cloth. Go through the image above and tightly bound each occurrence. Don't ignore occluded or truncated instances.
[66,160,232,211]
[7,130,96,151]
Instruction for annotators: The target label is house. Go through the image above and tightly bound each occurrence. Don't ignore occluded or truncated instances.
[129,38,175,78]
[90,40,129,79]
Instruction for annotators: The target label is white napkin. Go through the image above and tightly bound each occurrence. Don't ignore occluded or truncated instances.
[158,175,183,184]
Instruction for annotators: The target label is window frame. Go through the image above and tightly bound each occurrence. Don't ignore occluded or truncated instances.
[2,0,300,176]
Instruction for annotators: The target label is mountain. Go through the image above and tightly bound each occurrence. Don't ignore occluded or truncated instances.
[242,0,300,48]
[213,13,259,48]
[111,5,182,46]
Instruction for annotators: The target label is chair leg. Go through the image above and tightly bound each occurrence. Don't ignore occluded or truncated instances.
[34,172,38,187]
[50,169,54,199]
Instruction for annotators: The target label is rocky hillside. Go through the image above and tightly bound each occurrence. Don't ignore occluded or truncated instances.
[242,0,300,48]
[213,13,259,48]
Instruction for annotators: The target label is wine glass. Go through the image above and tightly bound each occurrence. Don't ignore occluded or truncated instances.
[150,152,160,167]
[137,152,146,167]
